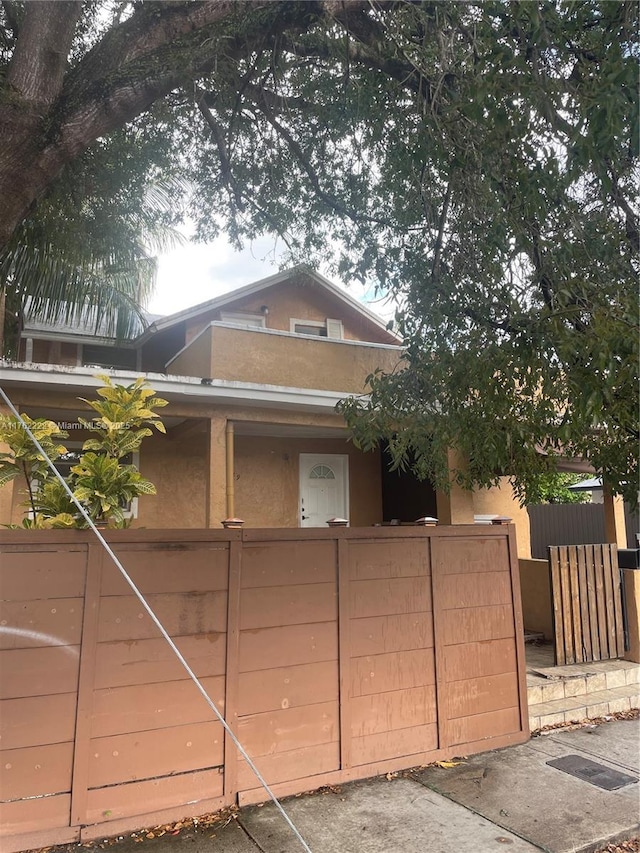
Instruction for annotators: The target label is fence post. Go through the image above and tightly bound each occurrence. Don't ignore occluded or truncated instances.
[506,525,530,736]
[70,539,104,828]
[429,531,451,751]
[223,537,241,802]
[337,535,352,770]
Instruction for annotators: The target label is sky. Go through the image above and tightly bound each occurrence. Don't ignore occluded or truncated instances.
[150,233,396,323]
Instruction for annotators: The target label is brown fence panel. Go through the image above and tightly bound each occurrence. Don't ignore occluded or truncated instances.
[234,538,341,798]
[432,532,528,751]
[549,544,625,664]
[0,543,87,847]
[0,526,529,850]
[346,537,437,767]
[83,539,230,831]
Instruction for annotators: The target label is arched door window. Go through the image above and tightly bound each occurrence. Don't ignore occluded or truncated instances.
[300,454,348,527]
[309,464,335,480]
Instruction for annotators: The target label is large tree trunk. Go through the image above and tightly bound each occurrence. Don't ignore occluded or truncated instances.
[0,2,83,247]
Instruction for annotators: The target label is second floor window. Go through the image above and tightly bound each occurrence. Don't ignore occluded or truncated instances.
[290,318,344,339]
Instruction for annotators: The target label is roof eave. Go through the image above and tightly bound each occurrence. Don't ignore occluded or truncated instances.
[0,362,359,415]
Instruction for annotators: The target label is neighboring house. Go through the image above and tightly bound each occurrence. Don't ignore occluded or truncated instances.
[0,266,532,553]
[568,476,602,503]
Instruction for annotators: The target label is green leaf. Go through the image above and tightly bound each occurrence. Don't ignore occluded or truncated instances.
[0,468,20,488]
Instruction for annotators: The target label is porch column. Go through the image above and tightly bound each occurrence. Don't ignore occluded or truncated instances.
[603,483,626,547]
[472,478,532,559]
[225,420,235,519]
[435,448,475,525]
[206,415,227,528]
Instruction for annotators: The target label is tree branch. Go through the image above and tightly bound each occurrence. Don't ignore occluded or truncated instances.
[431,179,452,283]
[196,90,301,250]
[201,84,311,113]
[607,163,640,253]
[196,89,245,212]
[63,1,271,98]
[280,31,434,108]
[252,91,407,230]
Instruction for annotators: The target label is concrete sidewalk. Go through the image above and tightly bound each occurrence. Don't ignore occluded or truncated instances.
[413,717,639,853]
[60,719,639,853]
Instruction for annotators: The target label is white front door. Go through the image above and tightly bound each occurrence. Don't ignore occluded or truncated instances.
[299,454,349,527]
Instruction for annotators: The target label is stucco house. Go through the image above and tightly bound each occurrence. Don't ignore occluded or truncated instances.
[0,266,532,553]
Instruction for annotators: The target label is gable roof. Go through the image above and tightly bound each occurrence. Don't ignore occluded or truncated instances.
[136,265,399,344]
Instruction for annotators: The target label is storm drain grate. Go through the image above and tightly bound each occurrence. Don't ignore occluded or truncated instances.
[546,755,639,791]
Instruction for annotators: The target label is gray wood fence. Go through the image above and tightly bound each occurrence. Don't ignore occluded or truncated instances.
[528,504,639,559]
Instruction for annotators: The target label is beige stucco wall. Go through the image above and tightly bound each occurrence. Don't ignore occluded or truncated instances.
[0,384,533,545]
[6,476,25,525]
[473,478,532,559]
[166,327,213,378]
[0,417,210,531]
[135,423,209,529]
[518,558,553,640]
[115,402,374,530]
[435,449,475,526]
[169,325,401,392]
[234,435,382,527]
[623,569,640,663]
[433,455,531,559]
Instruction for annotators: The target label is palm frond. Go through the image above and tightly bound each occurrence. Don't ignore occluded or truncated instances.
[1,139,189,349]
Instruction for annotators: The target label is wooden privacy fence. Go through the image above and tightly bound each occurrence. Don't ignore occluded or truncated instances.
[549,544,625,665]
[0,526,529,853]
[528,503,639,558]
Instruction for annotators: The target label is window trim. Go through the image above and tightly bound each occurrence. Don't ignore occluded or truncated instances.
[289,318,344,339]
[290,318,326,335]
